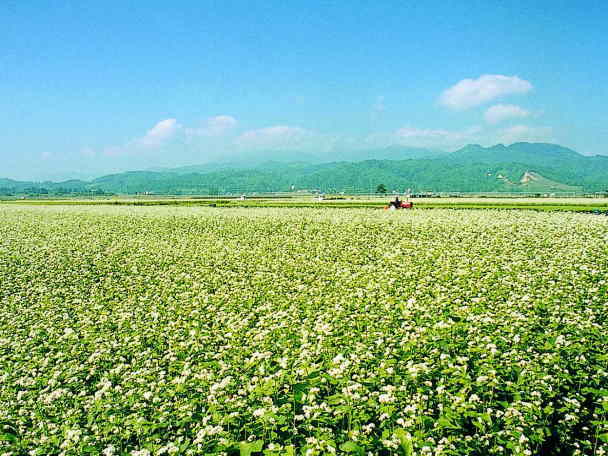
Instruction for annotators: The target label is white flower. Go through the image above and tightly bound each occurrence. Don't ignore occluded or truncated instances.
[131,450,151,456]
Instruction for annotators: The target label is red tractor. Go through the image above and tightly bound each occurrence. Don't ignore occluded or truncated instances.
[385,196,414,210]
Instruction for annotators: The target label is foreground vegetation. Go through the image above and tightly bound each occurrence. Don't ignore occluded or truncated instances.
[1,205,607,455]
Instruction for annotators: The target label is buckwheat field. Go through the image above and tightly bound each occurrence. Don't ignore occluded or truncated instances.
[1,205,607,456]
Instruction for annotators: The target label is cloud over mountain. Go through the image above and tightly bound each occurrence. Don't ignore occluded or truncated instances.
[235,125,312,150]
[498,125,553,143]
[186,115,237,137]
[392,126,481,149]
[440,75,533,110]
[484,104,530,124]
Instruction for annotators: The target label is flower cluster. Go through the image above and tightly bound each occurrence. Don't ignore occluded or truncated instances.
[0,205,607,455]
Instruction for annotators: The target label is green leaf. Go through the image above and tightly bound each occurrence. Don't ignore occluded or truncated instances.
[394,428,413,456]
[293,382,309,403]
[599,433,608,443]
[437,416,458,430]
[0,432,17,443]
[326,394,344,405]
[339,441,362,453]
[251,440,263,452]
[239,440,264,456]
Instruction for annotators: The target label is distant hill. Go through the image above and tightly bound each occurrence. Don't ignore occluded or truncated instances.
[148,146,444,175]
[0,177,90,195]
[330,145,446,162]
[1,143,607,195]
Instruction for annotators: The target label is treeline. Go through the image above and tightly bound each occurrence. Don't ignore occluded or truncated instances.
[0,186,110,197]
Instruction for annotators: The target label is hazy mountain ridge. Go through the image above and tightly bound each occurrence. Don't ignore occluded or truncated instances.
[2,143,606,194]
[148,146,445,175]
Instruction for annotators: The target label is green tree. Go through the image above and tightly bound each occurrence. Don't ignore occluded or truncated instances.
[376,184,387,194]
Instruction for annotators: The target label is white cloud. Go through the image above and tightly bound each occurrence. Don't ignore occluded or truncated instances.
[498,125,553,144]
[440,75,533,110]
[484,104,530,124]
[101,119,182,156]
[235,125,311,149]
[186,115,237,137]
[138,118,181,147]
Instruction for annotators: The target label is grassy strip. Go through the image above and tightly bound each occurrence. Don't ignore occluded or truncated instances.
[2,199,608,212]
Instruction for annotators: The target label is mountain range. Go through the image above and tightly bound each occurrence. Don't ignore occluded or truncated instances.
[2,143,607,195]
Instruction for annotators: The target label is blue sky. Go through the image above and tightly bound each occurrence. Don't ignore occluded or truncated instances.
[2,0,607,180]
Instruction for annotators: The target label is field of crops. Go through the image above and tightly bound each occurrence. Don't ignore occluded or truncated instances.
[6,197,608,204]
[4,196,608,213]
[1,205,607,455]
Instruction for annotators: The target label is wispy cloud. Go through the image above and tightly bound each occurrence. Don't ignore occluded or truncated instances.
[368,121,553,151]
[440,75,533,110]
[81,107,554,168]
[497,125,553,144]
[389,125,482,149]
[185,115,237,137]
[484,104,530,124]
[235,125,312,150]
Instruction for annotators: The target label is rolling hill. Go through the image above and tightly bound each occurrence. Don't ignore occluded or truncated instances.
[1,143,606,195]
